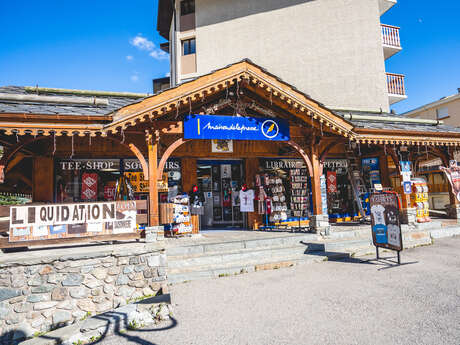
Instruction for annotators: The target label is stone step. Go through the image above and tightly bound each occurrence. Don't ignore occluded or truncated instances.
[168,244,314,269]
[168,252,350,284]
[166,233,318,257]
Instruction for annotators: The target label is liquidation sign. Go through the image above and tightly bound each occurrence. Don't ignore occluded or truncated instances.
[9,201,136,242]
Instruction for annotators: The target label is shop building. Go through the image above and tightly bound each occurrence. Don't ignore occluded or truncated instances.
[2,60,460,243]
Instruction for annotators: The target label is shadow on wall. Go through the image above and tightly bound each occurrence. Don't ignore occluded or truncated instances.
[196,0,318,28]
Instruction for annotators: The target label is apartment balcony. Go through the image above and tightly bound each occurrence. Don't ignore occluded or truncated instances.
[387,73,407,104]
[381,24,402,59]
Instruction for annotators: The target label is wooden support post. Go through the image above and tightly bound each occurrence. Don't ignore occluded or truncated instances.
[33,156,54,202]
[311,143,323,216]
[310,139,329,233]
[181,158,197,195]
[147,132,159,226]
[379,154,391,188]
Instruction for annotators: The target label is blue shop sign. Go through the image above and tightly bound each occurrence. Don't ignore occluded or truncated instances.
[184,115,290,141]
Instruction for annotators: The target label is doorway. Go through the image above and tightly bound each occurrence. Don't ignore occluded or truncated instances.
[197,160,244,230]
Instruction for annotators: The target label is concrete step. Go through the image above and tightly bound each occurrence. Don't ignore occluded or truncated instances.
[403,230,432,248]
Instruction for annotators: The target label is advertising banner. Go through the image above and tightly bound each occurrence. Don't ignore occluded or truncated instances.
[9,201,137,242]
[440,160,460,202]
[81,173,98,200]
[362,157,381,186]
[327,171,337,193]
[369,193,402,251]
[184,114,290,141]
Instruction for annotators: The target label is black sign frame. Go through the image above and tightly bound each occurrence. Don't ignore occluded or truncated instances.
[369,192,403,263]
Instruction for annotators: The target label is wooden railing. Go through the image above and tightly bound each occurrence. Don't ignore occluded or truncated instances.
[387,73,406,96]
[381,24,401,47]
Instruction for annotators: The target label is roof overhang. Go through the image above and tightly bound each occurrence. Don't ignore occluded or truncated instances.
[1,60,460,147]
[106,59,355,139]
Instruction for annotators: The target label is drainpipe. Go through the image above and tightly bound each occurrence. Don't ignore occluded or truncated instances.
[342,114,442,125]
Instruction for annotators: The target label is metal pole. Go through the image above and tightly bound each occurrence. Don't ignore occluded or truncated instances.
[376,246,379,260]
[397,251,401,265]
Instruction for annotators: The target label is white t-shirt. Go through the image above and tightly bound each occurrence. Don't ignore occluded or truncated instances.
[239,189,255,212]
[371,204,386,225]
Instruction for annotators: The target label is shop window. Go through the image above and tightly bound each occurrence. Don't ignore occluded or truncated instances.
[182,38,196,56]
[181,0,195,16]
[436,107,449,119]
[54,158,182,203]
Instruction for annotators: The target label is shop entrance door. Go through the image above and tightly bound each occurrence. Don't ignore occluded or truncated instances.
[197,160,244,230]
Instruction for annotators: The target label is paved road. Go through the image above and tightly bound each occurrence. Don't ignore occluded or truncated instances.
[100,237,460,345]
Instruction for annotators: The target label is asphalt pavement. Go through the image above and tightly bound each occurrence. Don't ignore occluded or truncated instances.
[99,236,460,345]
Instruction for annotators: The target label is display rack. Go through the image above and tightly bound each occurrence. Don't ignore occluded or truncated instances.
[166,195,193,237]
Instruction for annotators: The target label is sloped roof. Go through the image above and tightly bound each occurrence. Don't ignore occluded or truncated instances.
[0,86,146,117]
[1,60,460,146]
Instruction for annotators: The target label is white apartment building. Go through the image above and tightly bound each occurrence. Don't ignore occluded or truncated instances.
[156,0,407,113]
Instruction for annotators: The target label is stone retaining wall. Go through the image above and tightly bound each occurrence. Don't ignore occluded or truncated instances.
[0,245,167,344]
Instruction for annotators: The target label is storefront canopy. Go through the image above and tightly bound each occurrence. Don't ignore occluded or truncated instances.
[0,59,460,146]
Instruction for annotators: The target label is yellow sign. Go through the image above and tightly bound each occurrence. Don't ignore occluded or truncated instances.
[124,172,168,193]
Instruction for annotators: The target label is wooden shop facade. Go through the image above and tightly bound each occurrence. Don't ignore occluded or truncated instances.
[2,60,460,245]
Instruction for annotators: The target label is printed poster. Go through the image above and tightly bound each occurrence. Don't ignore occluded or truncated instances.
[9,201,137,242]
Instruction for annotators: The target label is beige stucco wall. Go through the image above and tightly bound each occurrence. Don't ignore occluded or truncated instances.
[407,97,460,127]
[189,0,389,113]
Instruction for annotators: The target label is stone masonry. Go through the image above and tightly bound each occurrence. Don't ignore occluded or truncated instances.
[0,245,167,344]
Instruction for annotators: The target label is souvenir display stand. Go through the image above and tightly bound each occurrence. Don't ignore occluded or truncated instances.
[163,195,194,237]
[410,177,431,223]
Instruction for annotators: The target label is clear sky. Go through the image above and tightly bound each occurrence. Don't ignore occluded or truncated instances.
[0,1,459,113]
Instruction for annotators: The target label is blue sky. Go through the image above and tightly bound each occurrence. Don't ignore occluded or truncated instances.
[0,1,459,113]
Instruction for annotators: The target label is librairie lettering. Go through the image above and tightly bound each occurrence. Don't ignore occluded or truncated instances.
[264,159,304,169]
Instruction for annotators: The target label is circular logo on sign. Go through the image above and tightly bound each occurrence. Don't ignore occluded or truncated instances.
[261,120,279,139]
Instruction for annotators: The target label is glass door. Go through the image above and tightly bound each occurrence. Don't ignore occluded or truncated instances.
[197,160,243,229]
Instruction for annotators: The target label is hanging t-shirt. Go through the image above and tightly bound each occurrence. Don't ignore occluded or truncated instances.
[239,189,255,212]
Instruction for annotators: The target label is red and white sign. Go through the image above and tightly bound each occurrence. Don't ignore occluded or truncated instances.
[81,173,98,200]
[104,186,116,201]
[327,171,337,193]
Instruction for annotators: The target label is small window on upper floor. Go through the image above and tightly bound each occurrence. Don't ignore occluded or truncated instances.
[181,0,195,16]
[436,107,449,119]
[182,38,196,55]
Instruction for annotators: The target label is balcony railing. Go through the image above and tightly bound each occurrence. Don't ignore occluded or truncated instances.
[387,73,405,96]
[381,24,401,47]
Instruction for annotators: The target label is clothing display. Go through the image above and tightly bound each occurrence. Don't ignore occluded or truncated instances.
[190,186,205,215]
[239,189,255,212]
